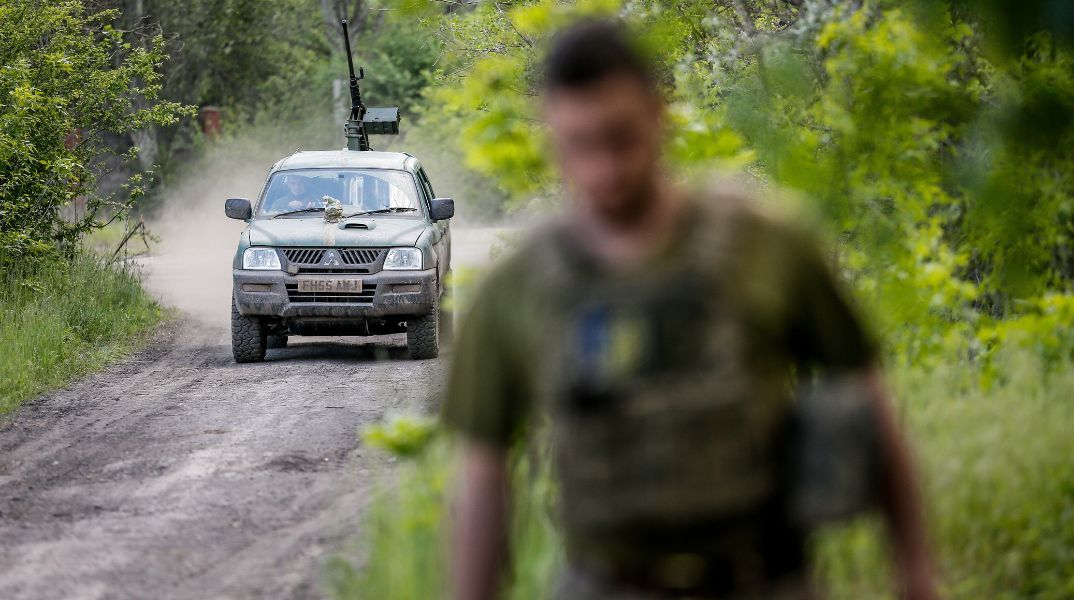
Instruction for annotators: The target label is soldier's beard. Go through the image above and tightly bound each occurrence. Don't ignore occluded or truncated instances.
[590,177,662,230]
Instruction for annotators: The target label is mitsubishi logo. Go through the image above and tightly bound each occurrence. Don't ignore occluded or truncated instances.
[321,250,343,267]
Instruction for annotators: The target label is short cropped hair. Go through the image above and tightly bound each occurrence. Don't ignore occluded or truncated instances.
[541,19,655,92]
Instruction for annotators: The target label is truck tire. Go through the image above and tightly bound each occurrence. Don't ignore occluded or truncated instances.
[267,334,288,349]
[231,298,267,363]
[406,299,440,360]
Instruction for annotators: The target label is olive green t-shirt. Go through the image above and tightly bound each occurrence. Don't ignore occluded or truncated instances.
[441,190,877,586]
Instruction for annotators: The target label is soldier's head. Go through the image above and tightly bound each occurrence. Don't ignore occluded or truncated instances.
[542,20,664,226]
[283,174,306,196]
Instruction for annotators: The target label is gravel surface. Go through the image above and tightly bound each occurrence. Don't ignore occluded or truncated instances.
[0,226,509,599]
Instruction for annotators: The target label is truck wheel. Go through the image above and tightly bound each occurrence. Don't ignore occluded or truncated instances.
[231,298,267,363]
[267,334,288,349]
[406,300,440,360]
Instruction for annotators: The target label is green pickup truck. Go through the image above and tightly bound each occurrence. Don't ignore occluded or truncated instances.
[224,149,453,362]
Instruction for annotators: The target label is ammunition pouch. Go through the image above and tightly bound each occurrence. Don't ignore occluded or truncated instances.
[785,373,882,528]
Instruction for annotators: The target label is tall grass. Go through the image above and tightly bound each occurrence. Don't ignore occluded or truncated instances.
[816,356,1074,599]
[326,441,563,600]
[332,357,1074,599]
[0,255,164,412]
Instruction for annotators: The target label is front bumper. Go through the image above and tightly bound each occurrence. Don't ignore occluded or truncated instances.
[233,268,437,318]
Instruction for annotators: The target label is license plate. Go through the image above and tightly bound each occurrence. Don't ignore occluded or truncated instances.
[297,278,363,293]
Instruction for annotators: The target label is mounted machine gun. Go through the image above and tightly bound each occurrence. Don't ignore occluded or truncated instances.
[341,19,400,151]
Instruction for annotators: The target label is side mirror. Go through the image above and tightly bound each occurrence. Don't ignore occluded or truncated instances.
[225,198,252,220]
[429,198,454,221]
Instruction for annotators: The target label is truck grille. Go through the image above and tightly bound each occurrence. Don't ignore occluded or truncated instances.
[282,248,385,267]
[341,249,383,264]
[283,248,326,265]
[286,283,377,304]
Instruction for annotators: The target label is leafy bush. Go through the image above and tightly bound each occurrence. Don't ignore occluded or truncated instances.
[0,0,192,268]
[357,18,443,114]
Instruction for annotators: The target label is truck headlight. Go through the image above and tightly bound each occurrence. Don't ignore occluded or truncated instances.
[383,247,423,270]
[242,247,281,270]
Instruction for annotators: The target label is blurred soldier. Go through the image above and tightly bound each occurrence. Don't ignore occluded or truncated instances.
[443,20,937,600]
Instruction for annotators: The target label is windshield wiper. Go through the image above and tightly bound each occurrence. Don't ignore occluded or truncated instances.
[272,207,325,218]
[343,207,417,218]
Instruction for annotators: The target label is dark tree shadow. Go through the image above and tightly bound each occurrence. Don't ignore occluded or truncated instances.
[264,335,411,363]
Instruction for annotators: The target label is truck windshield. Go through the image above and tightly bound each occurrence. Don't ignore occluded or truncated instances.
[257,169,421,217]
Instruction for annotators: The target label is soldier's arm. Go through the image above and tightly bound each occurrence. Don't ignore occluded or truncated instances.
[441,262,533,600]
[452,441,510,600]
[866,369,938,600]
[778,223,938,598]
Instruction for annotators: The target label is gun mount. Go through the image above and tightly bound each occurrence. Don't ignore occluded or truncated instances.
[341,19,400,151]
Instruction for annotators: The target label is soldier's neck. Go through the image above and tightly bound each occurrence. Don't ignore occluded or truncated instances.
[575,178,686,270]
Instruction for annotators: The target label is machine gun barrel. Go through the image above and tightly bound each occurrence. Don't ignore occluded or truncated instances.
[341,19,365,122]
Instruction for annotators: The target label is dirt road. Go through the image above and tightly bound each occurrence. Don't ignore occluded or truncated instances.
[0,227,507,600]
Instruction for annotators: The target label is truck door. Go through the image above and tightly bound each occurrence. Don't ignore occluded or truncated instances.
[416,167,450,282]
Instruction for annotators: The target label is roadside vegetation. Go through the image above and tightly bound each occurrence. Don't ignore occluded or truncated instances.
[0,257,164,412]
[0,1,189,411]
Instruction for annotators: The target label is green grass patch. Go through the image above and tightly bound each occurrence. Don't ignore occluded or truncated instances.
[333,357,1074,599]
[0,254,166,412]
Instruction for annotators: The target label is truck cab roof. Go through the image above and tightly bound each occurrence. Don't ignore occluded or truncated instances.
[272,150,415,173]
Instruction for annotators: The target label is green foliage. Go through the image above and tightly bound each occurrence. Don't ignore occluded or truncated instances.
[977,293,1074,377]
[327,441,449,600]
[0,256,165,412]
[134,0,329,121]
[0,0,193,267]
[362,414,439,458]
[736,7,990,364]
[376,120,515,222]
[357,18,442,114]
[129,0,336,182]
[329,437,562,600]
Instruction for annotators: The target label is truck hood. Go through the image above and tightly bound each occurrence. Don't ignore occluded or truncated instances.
[247,217,425,248]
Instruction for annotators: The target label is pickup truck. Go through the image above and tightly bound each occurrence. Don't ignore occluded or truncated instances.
[224,149,453,362]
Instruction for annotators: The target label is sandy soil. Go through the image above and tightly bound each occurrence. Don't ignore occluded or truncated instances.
[0,225,508,599]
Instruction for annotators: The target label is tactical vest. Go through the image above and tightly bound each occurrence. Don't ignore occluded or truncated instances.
[528,198,797,539]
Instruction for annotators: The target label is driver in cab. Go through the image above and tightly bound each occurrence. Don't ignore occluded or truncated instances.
[273,174,322,211]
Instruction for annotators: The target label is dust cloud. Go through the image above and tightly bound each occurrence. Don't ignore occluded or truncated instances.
[140,141,271,332]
